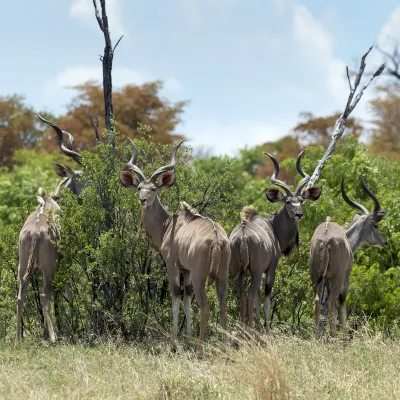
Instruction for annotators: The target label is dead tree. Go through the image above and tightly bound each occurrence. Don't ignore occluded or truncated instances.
[351,41,400,82]
[375,42,400,81]
[305,46,385,190]
[92,0,123,149]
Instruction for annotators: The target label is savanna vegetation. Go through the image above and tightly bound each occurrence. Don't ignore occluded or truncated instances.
[1,51,400,398]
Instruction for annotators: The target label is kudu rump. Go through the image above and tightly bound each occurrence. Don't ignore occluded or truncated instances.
[17,115,93,343]
[119,139,231,348]
[230,151,322,328]
[310,175,387,337]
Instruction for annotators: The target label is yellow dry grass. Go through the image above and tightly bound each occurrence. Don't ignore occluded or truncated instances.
[0,331,399,399]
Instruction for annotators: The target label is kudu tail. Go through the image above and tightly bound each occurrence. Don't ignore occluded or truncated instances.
[313,243,329,305]
[239,235,249,272]
[23,234,39,282]
[208,243,221,286]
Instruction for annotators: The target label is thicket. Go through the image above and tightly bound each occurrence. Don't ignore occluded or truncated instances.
[0,128,399,342]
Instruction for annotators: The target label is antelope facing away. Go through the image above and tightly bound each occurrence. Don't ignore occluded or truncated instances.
[310,175,387,337]
[17,188,61,343]
[16,115,94,343]
[119,139,231,348]
[230,151,322,328]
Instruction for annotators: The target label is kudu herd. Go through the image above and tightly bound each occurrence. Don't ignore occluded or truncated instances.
[14,116,389,345]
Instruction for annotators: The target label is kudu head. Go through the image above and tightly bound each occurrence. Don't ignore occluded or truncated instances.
[342,175,387,248]
[264,150,322,219]
[119,139,185,208]
[38,114,91,198]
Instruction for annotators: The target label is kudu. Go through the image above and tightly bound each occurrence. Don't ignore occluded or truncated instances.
[16,115,93,343]
[230,151,322,328]
[119,139,231,348]
[310,175,387,338]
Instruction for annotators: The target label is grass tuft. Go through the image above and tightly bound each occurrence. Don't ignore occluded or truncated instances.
[1,330,400,399]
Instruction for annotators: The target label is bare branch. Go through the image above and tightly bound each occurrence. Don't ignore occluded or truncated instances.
[305,46,385,190]
[92,0,104,31]
[113,35,124,53]
[346,66,353,92]
[92,0,124,150]
[89,112,101,143]
[350,41,400,82]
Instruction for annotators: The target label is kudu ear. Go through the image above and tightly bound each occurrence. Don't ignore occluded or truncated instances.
[302,186,322,201]
[119,170,140,188]
[374,210,387,222]
[158,171,176,189]
[265,188,285,203]
[53,163,75,178]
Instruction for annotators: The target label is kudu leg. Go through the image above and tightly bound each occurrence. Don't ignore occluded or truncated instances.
[339,293,347,336]
[216,278,228,331]
[16,273,29,344]
[168,270,181,339]
[247,274,262,328]
[182,270,193,339]
[234,273,246,324]
[254,289,261,328]
[314,289,321,339]
[264,267,276,332]
[326,294,337,338]
[42,279,56,343]
[313,281,324,339]
[192,277,209,352]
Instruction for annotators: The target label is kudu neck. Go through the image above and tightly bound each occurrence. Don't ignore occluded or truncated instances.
[345,219,365,253]
[270,205,298,253]
[141,195,171,251]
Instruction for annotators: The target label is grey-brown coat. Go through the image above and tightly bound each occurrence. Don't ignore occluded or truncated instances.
[17,189,60,343]
[310,176,387,337]
[120,140,230,349]
[230,151,322,328]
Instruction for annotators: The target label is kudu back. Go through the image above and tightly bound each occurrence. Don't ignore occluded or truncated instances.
[16,115,94,343]
[310,175,387,337]
[119,139,230,349]
[230,151,322,328]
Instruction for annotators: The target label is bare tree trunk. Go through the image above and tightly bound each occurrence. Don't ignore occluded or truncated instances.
[93,0,123,150]
[305,46,385,190]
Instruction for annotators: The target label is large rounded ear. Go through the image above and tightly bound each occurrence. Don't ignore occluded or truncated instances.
[119,171,140,188]
[158,171,176,188]
[374,210,387,222]
[53,163,75,178]
[302,186,322,201]
[265,188,285,203]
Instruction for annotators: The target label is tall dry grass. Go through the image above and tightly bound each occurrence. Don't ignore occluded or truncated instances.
[0,329,399,399]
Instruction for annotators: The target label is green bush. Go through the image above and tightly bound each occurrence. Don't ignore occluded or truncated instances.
[0,132,399,342]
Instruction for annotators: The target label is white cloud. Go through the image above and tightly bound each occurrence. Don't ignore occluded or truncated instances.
[44,65,149,93]
[175,0,238,26]
[378,7,400,46]
[270,0,288,15]
[70,0,124,35]
[163,78,184,94]
[183,119,293,156]
[350,7,400,122]
[292,5,347,104]
[42,65,183,113]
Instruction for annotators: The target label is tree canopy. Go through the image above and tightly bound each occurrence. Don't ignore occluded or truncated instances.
[0,81,188,169]
[40,81,188,153]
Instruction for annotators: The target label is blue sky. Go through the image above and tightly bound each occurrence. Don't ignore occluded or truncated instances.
[1,0,399,155]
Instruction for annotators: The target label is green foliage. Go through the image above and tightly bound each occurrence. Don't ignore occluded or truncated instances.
[0,132,399,342]
[36,127,239,342]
